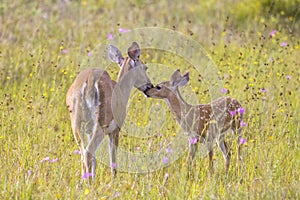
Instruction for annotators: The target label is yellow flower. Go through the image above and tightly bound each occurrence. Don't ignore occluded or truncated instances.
[84,188,89,195]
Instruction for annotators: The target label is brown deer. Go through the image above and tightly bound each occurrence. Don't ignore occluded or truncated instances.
[146,69,244,173]
[66,42,153,180]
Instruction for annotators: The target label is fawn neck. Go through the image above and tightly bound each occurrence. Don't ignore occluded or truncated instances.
[165,88,193,123]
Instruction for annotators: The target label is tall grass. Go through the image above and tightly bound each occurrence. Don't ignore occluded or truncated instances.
[0,0,299,199]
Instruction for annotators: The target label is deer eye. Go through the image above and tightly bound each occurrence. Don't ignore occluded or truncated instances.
[156,85,162,90]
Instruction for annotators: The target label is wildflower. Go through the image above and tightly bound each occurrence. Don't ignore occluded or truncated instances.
[40,157,50,162]
[239,137,247,144]
[261,88,267,93]
[286,75,291,80]
[132,157,137,162]
[162,157,169,164]
[230,110,236,116]
[107,33,113,40]
[27,170,31,175]
[73,150,81,155]
[189,137,198,144]
[61,49,68,54]
[164,173,169,178]
[240,121,247,127]
[82,172,93,179]
[270,30,277,37]
[84,188,90,195]
[111,162,117,169]
[166,147,173,154]
[119,28,131,33]
[115,192,121,198]
[238,107,245,115]
[221,88,227,94]
[87,52,92,57]
[280,42,288,47]
[49,158,58,163]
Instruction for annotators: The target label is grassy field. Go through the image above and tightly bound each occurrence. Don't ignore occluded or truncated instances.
[1,0,300,199]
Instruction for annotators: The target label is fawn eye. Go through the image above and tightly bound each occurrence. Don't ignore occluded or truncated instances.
[156,85,162,90]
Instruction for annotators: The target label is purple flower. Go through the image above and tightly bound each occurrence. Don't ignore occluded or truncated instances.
[189,137,198,144]
[164,173,169,178]
[115,192,121,198]
[40,157,50,162]
[87,52,92,57]
[261,88,267,93]
[61,49,68,54]
[107,33,113,40]
[132,157,137,162]
[166,147,174,154]
[27,170,31,175]
[281,42,288,47]
[270,30,277,37]
[162,157,169,164]
[82,172,94,179]
[286,75,292,80]
[157,132,162,137]
[111,162,117,169]
[49,158,58,163]
[239,137,247,144]
[230,110,236,116]
[221,88,227,94]
[73,150,81,155]
[119,28,131,33]
[238,107,245,115]
[240,121,247,127]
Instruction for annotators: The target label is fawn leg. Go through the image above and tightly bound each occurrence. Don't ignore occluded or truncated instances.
[218,139,231,173]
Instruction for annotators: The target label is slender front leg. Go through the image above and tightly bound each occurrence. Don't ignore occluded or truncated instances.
[218,139,231,173]
[206,140,214,174]
[108,128,120,177]
[85,123,105,180]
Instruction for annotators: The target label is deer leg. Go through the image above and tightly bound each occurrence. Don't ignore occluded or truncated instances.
[85,123,105,180]
[108,128,120,177]
[207,141,214,174]
[218,139,231,173]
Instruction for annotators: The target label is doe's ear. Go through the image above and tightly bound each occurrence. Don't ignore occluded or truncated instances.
[128,42,140,61]
[108,45,124,66]
[177,71,190,87]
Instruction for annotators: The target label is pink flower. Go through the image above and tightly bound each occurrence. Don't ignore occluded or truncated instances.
[73,150,81,155]
[261,88,267,93]
[230,110,236,116]
[162,157,169,164]
[82,172,94,179]
[189,137,198,144]
[61,49,68,54]
[281,42,288,47]
[240,121,247,127]
[111,162,117,169]
[49,158,58,163]
[238,107,245,115]
[221,88,227,94]
[239,137,247,144]
[286,75,292,80]
[40,157,50,162]
[87,52,92,57]
[270,30,277,37]
[107,33,113,40]
[119,28,131,33]
[166,147,173,153]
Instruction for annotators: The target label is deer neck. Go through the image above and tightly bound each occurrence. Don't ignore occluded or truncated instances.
[111,71,136,128]
[165,88,193,123]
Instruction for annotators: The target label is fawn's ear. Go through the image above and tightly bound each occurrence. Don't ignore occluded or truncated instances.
[170,69,181,86]
[108,45,124,67]
[177,71,190,87]
[128,42,140,61]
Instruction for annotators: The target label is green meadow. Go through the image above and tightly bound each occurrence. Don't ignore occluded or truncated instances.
[1,0,299,199]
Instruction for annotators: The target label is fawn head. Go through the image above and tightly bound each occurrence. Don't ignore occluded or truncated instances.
[146,69,189,99]
[108,42,153,95]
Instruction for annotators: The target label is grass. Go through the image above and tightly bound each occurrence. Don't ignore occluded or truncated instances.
[0,0,299,199]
